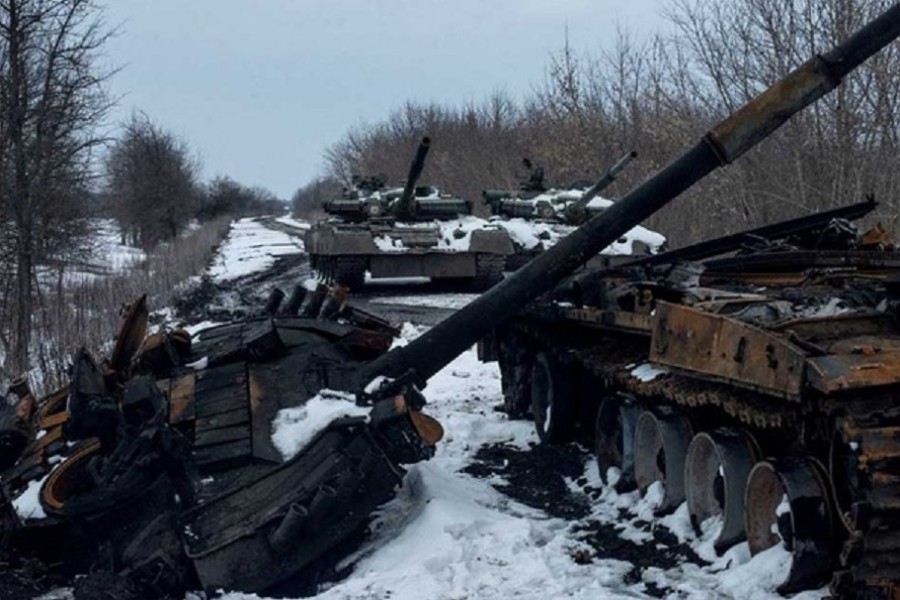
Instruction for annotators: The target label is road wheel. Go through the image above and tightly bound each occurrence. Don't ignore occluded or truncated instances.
[531,351,574,444]
[594,395,639,491]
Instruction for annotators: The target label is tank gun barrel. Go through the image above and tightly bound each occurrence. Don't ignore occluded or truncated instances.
[357,4,900,388]
[395,137,431,218]
[574,150,638,210]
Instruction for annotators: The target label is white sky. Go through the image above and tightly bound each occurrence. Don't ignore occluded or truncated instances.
[103,0,668,199]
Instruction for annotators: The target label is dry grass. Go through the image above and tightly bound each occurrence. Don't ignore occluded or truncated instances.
[28,217,231,393]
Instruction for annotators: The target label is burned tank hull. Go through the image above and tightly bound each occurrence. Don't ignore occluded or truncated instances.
[0,292,440,596]
[483,210,900,597]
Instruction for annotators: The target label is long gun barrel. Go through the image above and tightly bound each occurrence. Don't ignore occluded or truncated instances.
[573,150,638,211]
[357,4,900,388]
[395,137,431,218]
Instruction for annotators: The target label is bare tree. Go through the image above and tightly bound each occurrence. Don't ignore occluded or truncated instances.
[0,0,114,373]
[202,175,285,219]
[105,114,202,248]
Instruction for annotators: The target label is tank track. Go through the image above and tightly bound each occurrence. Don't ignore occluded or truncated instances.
[831,406,900,599]
[311,255,367,292]
[501,318,900,599]
[471,254,505,292]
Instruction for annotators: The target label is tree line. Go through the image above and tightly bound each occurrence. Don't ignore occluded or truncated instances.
[1,0,283,377]
[296,0,900,250]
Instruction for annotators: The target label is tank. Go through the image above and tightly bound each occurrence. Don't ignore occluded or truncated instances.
[483,150,637,224]
[482,152,664,269]
[304,137,515,291]
[0,6,898,598]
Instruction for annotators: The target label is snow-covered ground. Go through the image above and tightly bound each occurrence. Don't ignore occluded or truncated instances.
[208,218,304,281]
[370,293,479,310]
[88,219,147,272]
[34,219,147,286]
[275,215,311,231]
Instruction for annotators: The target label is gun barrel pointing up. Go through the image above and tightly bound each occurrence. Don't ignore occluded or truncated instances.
[575,150,638,210]
[395,137,431,217]
[356,3,900,390]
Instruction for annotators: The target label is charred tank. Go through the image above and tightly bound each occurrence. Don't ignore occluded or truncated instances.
[305,137,514,291]
[483,199,899,596]
[0,289,440,596]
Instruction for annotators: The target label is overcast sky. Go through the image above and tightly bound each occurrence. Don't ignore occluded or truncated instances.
[103,1,668,199]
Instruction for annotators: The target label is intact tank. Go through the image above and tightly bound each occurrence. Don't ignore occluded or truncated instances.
[483,150,637,224]
[482,151,666,270]
[0,6,898,598]
[304,137,515,291]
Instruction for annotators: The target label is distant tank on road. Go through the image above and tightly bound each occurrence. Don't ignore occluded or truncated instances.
[305,138,514,291]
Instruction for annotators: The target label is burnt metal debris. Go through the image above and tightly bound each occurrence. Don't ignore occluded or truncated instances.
[0,4,899,599]
[304,137,514,291]
[0,291,440,596]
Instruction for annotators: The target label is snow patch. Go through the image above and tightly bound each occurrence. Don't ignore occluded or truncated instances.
[208,218,303,281]
[13,471,51,520]
[630,363,669,382]
[271,390,369,460]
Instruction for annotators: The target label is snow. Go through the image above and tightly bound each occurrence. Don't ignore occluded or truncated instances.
[21,216,824,599]
[276,215,310,231]
[12,470,51,520]
[371,216,509,253]
[373,234,406,252]
[494,217,666,255]
[630,363,669,382]
[88,219,147,272]
[208,218,304,281]
[271,390,370,460]
[371,294,479,310]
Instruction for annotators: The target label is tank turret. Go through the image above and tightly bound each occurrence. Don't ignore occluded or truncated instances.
[563,150,637,224]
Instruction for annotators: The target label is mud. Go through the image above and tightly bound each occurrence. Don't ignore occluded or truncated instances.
[463,441,703,599]
[463,442,592,520]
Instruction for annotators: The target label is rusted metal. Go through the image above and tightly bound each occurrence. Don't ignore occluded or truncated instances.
[634,410,693,515]
[650,302,807,399]
[685,430,758,554]
[109,295,149,373]
[744,458,836,594]
[628,198,878,268]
